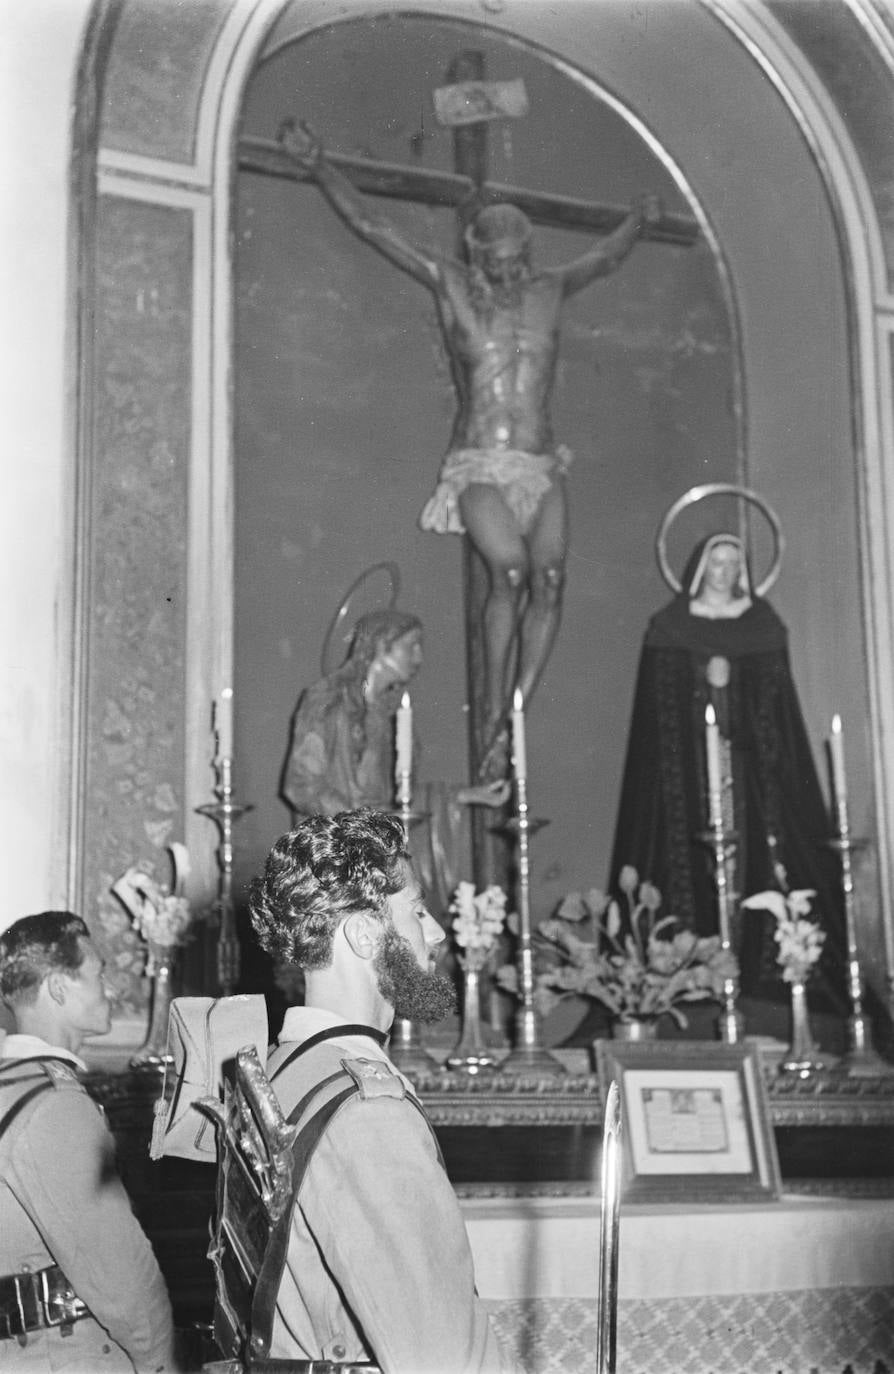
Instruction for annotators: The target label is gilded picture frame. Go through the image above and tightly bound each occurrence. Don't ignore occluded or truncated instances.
[595,1040,782,1203]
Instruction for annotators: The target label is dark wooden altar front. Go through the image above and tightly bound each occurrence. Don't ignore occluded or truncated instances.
[86,1055,894,1332]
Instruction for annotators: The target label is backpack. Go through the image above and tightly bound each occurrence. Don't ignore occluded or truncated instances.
[198,1026,441,1369]
[149,995,269,1162]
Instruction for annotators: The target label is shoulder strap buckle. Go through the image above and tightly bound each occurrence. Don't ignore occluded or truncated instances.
[340,1056,406,1101]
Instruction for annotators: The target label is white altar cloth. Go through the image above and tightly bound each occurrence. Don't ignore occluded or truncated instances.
[461,1195,894,1373]
[461,1193,894,1298]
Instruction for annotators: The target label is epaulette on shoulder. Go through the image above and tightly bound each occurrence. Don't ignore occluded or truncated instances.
[339,1056,407,1101]
[0,1056,82,1090]
[0,1057,87,1149]
[40,1059,83,1089]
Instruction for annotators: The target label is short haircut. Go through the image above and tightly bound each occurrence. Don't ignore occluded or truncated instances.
[249,809,410,970]
[0,911,91,1008]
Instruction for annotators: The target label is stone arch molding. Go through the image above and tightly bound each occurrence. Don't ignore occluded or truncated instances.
[89,0,894,1007]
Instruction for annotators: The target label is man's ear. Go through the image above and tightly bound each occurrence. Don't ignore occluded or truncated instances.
[342,912,379,961]
[45,971,68,1007]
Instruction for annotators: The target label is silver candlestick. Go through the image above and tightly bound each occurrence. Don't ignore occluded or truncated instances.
[704,818,744,1045]
[827,804,892,1076]
[500,772,565,1076]
[703,707,743,1043]
[196,756,253,996]
[389,783,438,1076]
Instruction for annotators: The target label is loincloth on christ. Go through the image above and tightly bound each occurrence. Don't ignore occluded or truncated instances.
[419,445,573,537]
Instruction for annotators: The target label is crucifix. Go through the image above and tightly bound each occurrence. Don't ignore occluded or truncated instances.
[239,51,698,883]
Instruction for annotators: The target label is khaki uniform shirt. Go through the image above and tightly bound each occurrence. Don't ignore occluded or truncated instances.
[266,1008,514,1374]
[0,1034,176,1373]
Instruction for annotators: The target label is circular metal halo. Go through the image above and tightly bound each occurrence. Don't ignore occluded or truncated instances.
[320,561,402,675]
[655,483,784,598]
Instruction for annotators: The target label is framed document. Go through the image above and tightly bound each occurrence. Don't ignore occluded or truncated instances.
[595,1040,781,1202]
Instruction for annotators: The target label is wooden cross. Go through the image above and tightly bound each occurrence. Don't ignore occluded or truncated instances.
[238,51,697,883]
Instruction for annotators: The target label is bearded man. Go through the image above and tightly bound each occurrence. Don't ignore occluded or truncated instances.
[246,808,516,1374]
[280,120,661,769]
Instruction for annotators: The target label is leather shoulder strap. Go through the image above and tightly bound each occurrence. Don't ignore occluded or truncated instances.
[0,1057,82,1148]
[248,1051,444,1357]
[249,1069,359,1358]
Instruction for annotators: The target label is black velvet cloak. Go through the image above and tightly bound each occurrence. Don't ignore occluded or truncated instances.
[608,590,848,1009]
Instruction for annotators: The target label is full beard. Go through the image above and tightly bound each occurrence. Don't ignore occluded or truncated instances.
[468,266,525,318]
[373,926,457,1025]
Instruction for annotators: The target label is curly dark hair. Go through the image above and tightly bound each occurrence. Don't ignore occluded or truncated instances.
[249,809,410,970]
[0,911,90,1007]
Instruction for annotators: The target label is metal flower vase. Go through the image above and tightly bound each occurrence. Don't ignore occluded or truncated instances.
[780,979,824,1077]
[131,942,176,1069]
[612,1017,658,1043]
[447,962,496,1074]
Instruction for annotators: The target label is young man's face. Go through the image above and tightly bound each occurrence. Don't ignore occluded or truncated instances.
[59,939,112,1039]
[384,869,443,971]
[372,867,456,1024]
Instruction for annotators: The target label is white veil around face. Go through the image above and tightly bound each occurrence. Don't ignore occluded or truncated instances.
[688,533,752,601]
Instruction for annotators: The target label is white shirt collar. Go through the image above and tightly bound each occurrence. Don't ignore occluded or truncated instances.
[278,1005,390,1054]
[0,1032,87,1073]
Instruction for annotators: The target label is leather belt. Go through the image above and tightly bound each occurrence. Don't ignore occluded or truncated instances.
[0,1265,90,1341]
[203,1362,381,1373]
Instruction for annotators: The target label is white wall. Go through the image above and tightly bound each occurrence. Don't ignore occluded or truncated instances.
[0,0,91,931]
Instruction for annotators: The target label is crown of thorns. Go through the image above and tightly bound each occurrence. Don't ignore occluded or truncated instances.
[465,203,533,253]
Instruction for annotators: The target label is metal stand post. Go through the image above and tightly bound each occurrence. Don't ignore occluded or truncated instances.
[596,1080,621,1374]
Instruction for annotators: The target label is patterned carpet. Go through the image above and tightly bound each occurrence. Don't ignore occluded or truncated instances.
[486,1287,894,1373]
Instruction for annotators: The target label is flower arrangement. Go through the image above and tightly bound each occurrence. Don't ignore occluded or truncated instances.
[449,882,509,971]
[741,886,825,984]
[498,865,737,1027]
[112,843,192,974]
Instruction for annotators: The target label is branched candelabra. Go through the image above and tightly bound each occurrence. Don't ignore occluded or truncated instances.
[196,756,253,997]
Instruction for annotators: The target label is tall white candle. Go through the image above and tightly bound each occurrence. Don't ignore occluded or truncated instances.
[830,713,848,806]
[705,703,722,826]
[218,687,234,759]
[395,691,413,781]
[511,687,527,782]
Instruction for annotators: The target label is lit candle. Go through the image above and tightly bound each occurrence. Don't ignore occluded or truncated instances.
[395,691,413,782]
[830,713,848,807]
[705,703,722,826]
[511,687,527,782]
[218,687,234,759]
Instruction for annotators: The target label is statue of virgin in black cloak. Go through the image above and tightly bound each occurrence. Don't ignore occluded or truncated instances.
[608,532,848,1010]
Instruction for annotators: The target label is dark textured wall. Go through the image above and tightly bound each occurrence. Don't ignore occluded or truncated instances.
[100,0,232,162]
[86,197,192,1010]
[769,0,894,292]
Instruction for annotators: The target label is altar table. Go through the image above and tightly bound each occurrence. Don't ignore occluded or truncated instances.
[462,1194,894,1373]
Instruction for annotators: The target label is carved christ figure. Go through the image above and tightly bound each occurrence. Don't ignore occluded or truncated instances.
[280,120,662,772]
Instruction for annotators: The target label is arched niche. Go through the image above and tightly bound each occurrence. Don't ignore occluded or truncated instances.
[80,0,894,1016]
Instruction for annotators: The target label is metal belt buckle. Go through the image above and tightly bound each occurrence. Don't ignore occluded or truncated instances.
[36,1269,82,1336]
[14,1272,33,1339]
